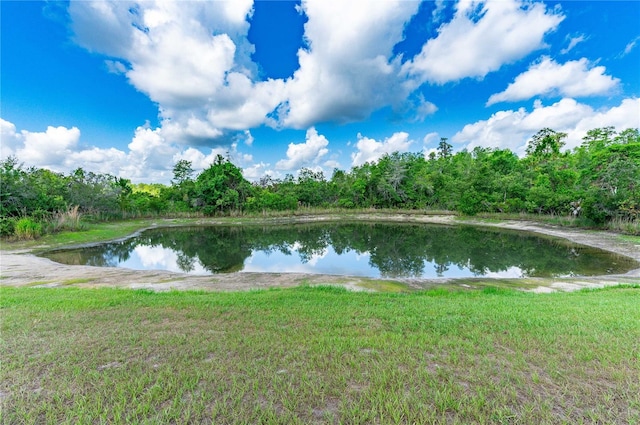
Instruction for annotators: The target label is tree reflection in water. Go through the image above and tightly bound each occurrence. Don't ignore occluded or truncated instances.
[42,223,637,278]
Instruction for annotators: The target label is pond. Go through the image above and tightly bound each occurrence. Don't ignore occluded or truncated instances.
[41,223,638,279]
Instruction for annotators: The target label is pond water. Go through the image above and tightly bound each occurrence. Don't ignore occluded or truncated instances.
[41,223,638,279]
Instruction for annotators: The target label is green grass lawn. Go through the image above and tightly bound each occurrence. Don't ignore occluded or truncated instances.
[1,285,639,424]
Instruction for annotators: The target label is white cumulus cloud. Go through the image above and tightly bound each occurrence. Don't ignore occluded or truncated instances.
[403,0,564,84]
[0,118,257,184]
[487,56,619,105]
[275,0,421,128]
[242,162,273,181]
[67,0,427,144]
[0,119,22,158]
[351,132,413,167]
[275,127,329,171]
[0,119,134,177]
[452,97,640,155]
[68,0,284,145]
[18,125,82,167]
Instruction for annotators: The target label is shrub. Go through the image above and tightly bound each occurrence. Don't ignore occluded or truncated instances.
[14,218,42,240]
[337,199,355,209]
[457,190,482,215]
[0,217,16,237]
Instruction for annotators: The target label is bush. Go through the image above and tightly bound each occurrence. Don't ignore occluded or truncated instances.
[457,190,482,215]
[337,199,355,209]
[14,217,42,240]
[0,217,16,237]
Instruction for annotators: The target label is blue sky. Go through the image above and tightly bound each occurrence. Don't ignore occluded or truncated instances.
[2,0,639,183]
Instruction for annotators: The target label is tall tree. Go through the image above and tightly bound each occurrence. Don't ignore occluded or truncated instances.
[437,137,452,159]
[172,159,194,186]
[195,155,253,215]
[525,128,567,159]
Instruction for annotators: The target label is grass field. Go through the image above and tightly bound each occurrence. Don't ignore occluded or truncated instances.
[2,285,639,424]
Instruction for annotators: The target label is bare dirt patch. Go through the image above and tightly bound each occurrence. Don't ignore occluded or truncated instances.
[1,215,638,292]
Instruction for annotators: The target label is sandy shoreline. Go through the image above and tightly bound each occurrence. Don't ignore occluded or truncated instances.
[1,215,639,292]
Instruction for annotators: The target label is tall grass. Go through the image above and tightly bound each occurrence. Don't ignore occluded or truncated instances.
[48,205,85,232]
[13,217,42,240]
[605,217,640,235]
[239,206,457,219]
[84,209,205,222]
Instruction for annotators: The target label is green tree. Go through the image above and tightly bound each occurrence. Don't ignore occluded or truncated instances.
[296,168,328,207]
[580,137,640,222]
[172,159,194,185]
[614,128,640,145]
[195,155,253,215]
[581,126,616,152]
[525,128,567,159]
[0,156,27,217]
[437,138,452,159]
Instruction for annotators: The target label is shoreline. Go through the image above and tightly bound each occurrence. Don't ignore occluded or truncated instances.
[1,214,639,293]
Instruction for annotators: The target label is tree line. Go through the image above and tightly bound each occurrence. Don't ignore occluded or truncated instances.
[1,126,638,238]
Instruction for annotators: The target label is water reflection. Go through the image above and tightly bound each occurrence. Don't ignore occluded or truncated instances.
[125,245,210,274]
[42,223,637,278]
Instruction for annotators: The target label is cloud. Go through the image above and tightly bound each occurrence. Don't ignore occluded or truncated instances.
[452,97,640,155]
[159,117,223,146]
[242,162,273,181]
[67,147,129,176]
[127,30,236,106]
[66,0,426,143]
[393,94,438,122]
[275,127,329,171]
[243,130,254,146]
[487,57,619,105]
[403,0,563,84]
[204,74,286,130]
[173,147,225,171]
[65,1,443,140]
[421,132,441,159]
[422,132,440,146]
[0,119,21,158]
[351,132,413,167]
[413,98,439,121]
[1,119,133,176]
[126,125,177,176]
[323,159,341,170]
[5,95,637,184]
[70,1,254,63]
[432,0,448,24]
[104,59,127,74]
[274,0,421,128]
[68,0,284,145]
[622,35,640,56]
[18,125,82,167]
[560,34,586,54]
[0,118,256,184]
[68,1,136,57]
[569,98,640,141]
